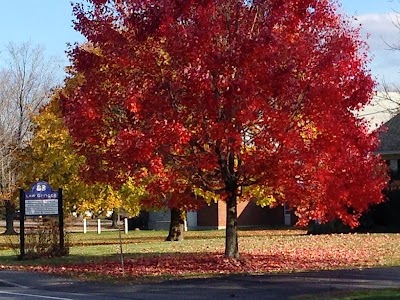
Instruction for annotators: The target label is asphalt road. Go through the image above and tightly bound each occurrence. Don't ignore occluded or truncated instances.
[1,267,400,299]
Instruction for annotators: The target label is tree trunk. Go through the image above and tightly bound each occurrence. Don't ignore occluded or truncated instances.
[225,191,239,258]
[165,208,185,241]
[110,210,118,229]
[3,200,17,235]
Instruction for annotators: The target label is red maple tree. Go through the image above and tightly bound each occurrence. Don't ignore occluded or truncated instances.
[62,0,387,257]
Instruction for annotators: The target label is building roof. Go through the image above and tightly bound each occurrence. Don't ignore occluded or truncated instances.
[378,113,400,153]
[358,92,400,131]
[357,92,400,154]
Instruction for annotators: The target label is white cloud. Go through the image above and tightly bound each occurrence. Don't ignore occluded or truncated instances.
[358,13,399,50]
[353,13,400,85]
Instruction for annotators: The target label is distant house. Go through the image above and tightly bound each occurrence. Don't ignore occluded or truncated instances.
[377,113,400,171]
[355,92,400,172]
[357,92,400,231]
[361,92,400,175]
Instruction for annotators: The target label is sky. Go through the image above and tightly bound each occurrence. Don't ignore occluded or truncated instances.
[339,0,400,87]
[1,0,400,86]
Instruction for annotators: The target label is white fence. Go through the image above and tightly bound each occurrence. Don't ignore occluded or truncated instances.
[0,218,129,234]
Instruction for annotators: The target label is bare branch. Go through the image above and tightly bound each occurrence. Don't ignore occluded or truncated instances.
[0,41,58,199]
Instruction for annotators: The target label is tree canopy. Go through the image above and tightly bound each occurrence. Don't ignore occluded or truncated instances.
[19,93,143,218]
[62,0,388,257]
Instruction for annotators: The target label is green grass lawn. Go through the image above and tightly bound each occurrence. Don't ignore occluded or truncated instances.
[0,229,226,265]
[1,228,400,282]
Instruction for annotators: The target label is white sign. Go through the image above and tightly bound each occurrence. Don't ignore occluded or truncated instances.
[25,199,58,216]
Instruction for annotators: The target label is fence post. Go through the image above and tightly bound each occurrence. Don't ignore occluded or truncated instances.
[97,218,101,234]
[124,218,128,234]
[83,218,87,234]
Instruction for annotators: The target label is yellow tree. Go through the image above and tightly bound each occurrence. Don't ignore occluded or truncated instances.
[19,92,143,220]
[19,93,87,211]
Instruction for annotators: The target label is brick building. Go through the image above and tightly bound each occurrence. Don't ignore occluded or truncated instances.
[146,202,297,230]
[196,201,297,229]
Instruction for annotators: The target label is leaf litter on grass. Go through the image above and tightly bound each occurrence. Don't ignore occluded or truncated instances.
[1,232,400,281]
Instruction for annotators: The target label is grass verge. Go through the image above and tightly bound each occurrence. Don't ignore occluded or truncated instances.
[0,229,400,283]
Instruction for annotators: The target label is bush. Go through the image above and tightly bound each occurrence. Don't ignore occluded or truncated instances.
[22,218,69,259]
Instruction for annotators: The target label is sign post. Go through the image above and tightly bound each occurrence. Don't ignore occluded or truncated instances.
[58,188,64,251]
[19,189,25,259]
[19,181,63,259]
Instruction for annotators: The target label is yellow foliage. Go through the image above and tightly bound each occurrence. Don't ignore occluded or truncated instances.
[157,48,171,67]
[120,177,147,216]
[19,94,86,210]
[193,187,221,204]
[295,114,320,143]
[18,91,143,217]
[243,185,279,207]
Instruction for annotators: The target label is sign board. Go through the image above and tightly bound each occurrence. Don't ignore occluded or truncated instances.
[19,181,65,259]
[24,181,59,216]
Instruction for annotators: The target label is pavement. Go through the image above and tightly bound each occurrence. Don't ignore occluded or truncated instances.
[1,267,400,299]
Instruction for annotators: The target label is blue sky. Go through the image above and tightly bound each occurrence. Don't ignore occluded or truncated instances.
[0,1,82,59]
[340,0,397,14]
[1,0,400,85]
